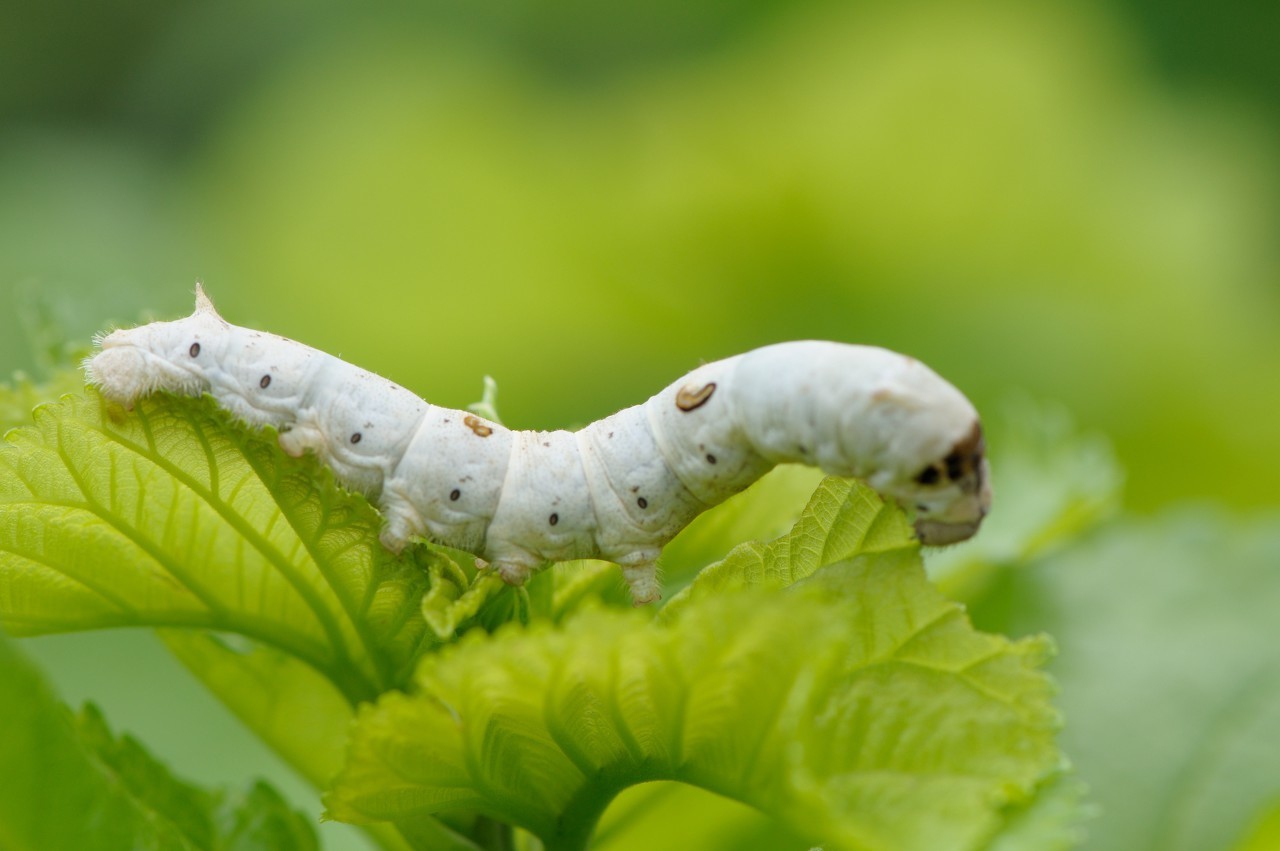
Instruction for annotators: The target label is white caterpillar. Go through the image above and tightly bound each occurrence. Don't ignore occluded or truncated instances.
[85,287,991,604]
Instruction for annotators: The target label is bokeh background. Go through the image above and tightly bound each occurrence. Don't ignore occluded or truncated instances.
[2,1,1278,849]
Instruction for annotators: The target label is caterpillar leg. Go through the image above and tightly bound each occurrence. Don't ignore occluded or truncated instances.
[618,551,662,606]
[378,523,410,554]
[278,424,326,458]
[492,560,538,587]
[377,493,421,554]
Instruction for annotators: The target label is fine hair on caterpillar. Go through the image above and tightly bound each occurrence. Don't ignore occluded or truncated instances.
[85,285,992,604]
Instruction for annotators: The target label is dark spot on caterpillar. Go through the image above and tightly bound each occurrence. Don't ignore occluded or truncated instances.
[549,513,559,526]
[630,486,639,492]
[637,497,648,509]
[463,415,493,437]
[935,423,986,485]
[706,453,717,464]
[675,382,716,412]
[260,374,271,389]
[797,445,807,456]
[450,489,460,501]
[916,504,929,512]
[608,432,614,438]
[543,441,550,448]
[350,432,362,444]
[189,342,201,357]
[916,466,941,485]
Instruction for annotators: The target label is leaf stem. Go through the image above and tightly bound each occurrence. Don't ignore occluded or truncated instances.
[471,816,516,851]
[541,783,616,851]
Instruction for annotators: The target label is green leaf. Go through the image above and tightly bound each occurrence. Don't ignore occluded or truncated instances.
[1234,798,1280,851]
[656,464,824,591]
[660,476,915,618]
[0,630,317,851]
[784,555,1063,851]
[74,704,216,848]
[979,772,1090,851]
[0,367,87,432]
[549,560,633,618]
[547,468,829,621]
[0,389,435,704]
[986,510,1280,851]
[465,375,504,425]
[328,520,1065,851]
[211,782,322,851]
[591,782,813,851]
[422,569,505,641]
[158,630,353,790]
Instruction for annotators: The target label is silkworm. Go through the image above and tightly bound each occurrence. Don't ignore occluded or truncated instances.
[85,286,991,604]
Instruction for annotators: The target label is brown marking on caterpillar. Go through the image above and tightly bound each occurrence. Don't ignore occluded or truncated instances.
[944,422,986,492]
[675,382,716,412]
[917,422,985,487]
[450,488,461,501]
[463,415,493,437]
[260,374,271,388]
[637,497,648,509]
[350,432,362,444]
[549,513,559,526]
[189,342,201,358]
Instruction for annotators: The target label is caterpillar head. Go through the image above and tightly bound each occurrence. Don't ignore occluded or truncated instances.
[898,421,991,546]
[828,350,991,547]
[84,284,229,406]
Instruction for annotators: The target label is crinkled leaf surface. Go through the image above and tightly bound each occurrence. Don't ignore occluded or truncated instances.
[0,389,433,703]
[785,556,1062,851]
[0,631,317,851]
[328,481,1066,851]
[1,380,1078,850]
[661,476,915,618]
[657,464,825,589]
[550,466,827,619]
[982,774,1091,851]
[986,510,1280,851]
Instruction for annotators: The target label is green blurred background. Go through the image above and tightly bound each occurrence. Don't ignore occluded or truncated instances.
[2,1,1278,849]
